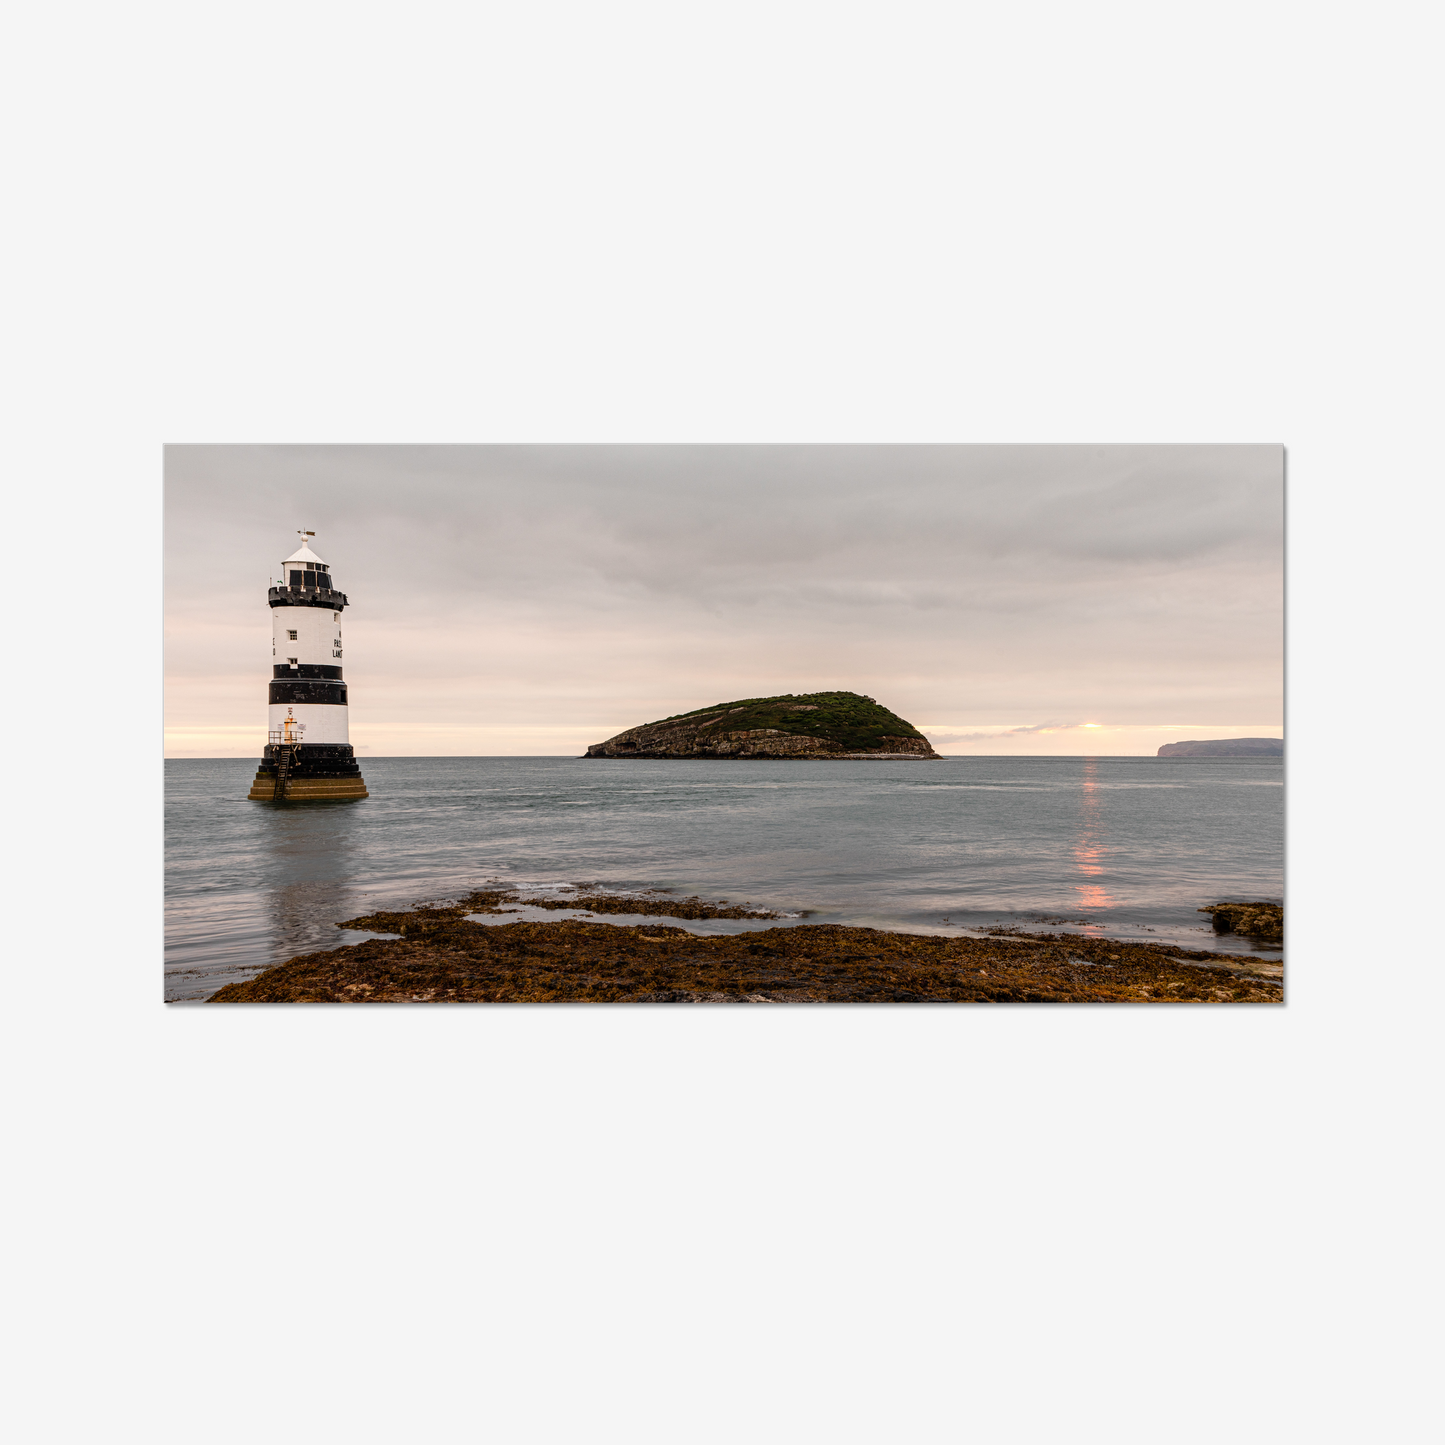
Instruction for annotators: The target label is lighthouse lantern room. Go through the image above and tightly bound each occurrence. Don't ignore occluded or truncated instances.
[247,532,369,802]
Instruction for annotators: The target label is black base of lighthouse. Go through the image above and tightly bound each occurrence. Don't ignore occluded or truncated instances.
[248,744,369,802]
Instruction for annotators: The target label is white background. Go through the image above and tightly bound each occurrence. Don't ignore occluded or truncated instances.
[4,4,1439,1444]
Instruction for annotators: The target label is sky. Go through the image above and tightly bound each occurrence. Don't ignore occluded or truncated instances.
[164,444,1283,757]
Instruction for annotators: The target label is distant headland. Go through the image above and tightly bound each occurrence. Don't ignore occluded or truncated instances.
[584,691,940,760]
[1157,738,1283,758]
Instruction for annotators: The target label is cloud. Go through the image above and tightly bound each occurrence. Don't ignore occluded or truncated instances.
[926,723,1080,744]
[165,445,1284,753]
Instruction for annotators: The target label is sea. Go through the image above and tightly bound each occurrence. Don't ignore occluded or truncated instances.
[164,755,1284,1001]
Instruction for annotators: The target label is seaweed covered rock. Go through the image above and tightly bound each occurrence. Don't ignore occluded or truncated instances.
[584,691,938,759]
[1199,901,1283,947]
[208,910,1283,1004]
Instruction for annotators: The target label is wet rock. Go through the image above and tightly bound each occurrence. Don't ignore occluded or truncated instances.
[1199,901,1283,947]
[209,913,1284,1004]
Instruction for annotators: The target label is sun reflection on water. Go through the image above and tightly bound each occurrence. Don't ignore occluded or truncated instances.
[1073,758,1118,922]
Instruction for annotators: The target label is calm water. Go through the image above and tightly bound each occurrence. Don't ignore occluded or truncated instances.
[165,755,1283,1001]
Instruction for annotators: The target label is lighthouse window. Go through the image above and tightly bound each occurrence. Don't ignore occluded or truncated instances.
[287,629,298,640]
[304,570,317,587]
[290,571,303,586]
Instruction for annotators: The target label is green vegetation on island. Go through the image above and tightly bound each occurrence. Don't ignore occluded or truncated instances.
[584,690,937,759]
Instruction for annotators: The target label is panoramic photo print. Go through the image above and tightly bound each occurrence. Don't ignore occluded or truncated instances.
[165,444,1284,1004]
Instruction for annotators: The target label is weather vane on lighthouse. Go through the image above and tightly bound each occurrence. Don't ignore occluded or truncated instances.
[246,532,369,803]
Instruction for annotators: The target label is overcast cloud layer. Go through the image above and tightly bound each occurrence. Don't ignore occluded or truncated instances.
[164,445,1283,756]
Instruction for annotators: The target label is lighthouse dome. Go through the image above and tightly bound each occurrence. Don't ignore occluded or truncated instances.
[283,538,327,567]
[278,534,338,594]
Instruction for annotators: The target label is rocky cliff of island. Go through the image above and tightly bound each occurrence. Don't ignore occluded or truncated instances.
[584,691,940,759]
[1157,738,1284,757]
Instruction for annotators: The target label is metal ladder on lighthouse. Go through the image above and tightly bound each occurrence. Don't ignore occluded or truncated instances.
[269,713,306,801]
[269,715,305,802]
[271,744,300,801]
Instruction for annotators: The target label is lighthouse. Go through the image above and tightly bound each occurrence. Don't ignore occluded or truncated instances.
[246,532,369,802]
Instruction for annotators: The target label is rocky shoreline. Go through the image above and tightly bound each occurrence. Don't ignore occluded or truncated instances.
[209,890,1283,1004]
[586,730,939,760]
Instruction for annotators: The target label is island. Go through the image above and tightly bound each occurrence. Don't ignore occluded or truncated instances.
[583,691,940,759]
[1157,738,1284,757]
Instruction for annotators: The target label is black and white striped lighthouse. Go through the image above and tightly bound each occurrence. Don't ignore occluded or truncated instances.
[247,531,369,802]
